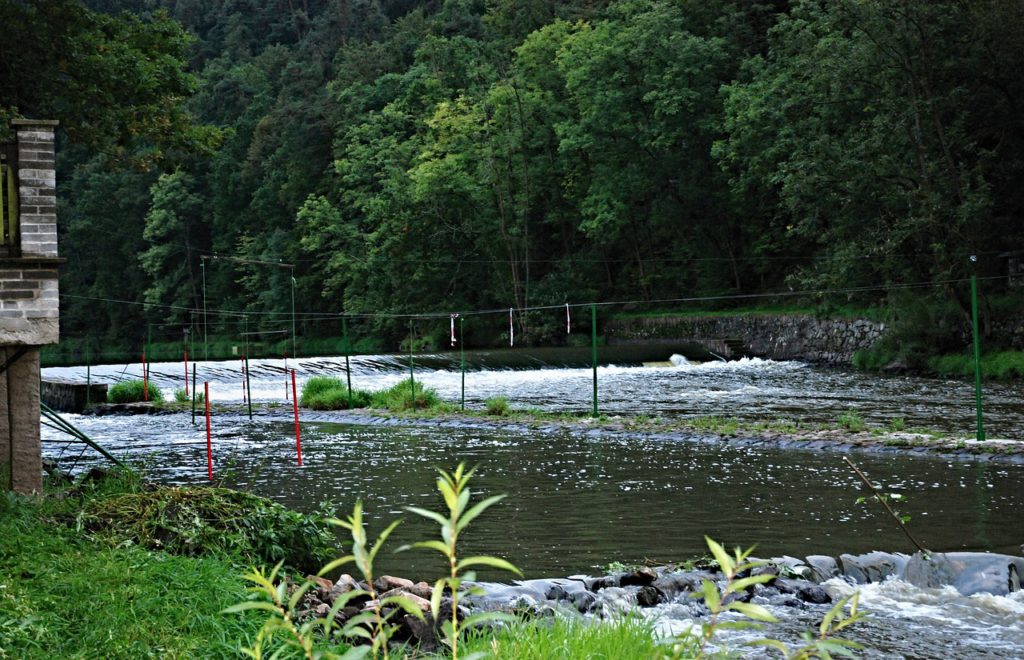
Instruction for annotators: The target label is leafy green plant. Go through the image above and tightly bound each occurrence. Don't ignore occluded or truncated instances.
[663,537,867,660]
[837,409,864,432]
[400,464,521,660]
[484,396,509,416]
[845,457,928,554]
[370,379,443,411]
[320,501,425,658]
[301,376,371,410]
[108,380,164,404]
[888,416,905,432]
[81,487,337,572]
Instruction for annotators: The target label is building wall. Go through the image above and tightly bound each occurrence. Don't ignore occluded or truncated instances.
[0,120,60,493]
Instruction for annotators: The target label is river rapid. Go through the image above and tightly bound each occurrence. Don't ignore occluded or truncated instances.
[41,351,1024,658]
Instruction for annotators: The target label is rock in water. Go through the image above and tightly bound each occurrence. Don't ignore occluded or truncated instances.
[901,552,1024,596]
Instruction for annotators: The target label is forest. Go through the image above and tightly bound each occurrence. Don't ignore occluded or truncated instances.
[3,0,1024,359]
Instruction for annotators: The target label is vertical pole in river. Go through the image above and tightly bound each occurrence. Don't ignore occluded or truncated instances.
[460,316,465,411]
[408,319,416,408]
[191,363,197,425]
[969,257,986,442]
[245,354,253,421]
[85,346,91,408]
[591,303,599,418]
[343,316,353,410]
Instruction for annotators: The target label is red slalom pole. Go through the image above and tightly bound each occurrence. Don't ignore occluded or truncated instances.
[205,382,213,480]
[142,352,149,401]
[184,350,189,396]
[291,369,302,466]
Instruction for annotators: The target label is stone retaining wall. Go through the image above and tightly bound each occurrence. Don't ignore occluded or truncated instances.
[605,314,886,364]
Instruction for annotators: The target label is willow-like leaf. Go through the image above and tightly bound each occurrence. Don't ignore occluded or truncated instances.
[705,536,734,575]
[456,555,521,576]
[455,494,506,534]
[727,601,779,623]
[405,506,448,527]
[318,554,356,576]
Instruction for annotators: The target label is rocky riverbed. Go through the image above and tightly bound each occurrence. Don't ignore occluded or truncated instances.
[290,549,1023,652]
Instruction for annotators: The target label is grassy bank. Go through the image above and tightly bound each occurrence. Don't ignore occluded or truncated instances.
[0,480,263,658]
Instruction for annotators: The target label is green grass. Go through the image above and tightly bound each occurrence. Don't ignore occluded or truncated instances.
[485,395,510,416]
[928,350,1024,379]
[370,378,448,411]
[457,616,674,659]
[108,380,164,404]
[299,376,371,410]
[0,476,266,659]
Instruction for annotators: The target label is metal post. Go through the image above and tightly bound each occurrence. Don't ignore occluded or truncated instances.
[290,274,297,359]
[245,354,253,420]
[591,304,598,417]
[343,316,353,409]
[460,316,465,411]
[970,266,986,441]
[201,259,209,360]
[408,319,415,408]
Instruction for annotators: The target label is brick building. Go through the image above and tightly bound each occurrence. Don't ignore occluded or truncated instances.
[1,119,61,493]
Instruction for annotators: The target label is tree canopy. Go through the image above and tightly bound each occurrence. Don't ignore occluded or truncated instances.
[5,0,1023,355]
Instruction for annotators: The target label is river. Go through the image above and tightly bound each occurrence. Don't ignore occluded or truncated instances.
[41,351,1024,658]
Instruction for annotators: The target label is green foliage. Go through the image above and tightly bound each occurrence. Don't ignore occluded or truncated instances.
[301,376,372,410]
[459,615,664,659]
[107,379,164,404]
[837,410,865,432]
[929,351,1024,380]
[888,417,906,433]
[484,395,510,416]
[0,473,262,658]
[80,486,337,573]
[228,498,425,660]
[370,379,444,411]
[673,537,867,660]
[400,463,521,659]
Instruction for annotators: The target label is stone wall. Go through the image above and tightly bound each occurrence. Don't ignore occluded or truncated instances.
[0,120,60,346]
[605,314,886,364]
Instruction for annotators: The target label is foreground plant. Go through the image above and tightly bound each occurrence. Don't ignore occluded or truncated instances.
[227,500,424,659]
[662,537,867,660]
[320,501,425,658]
[400,463,522,660]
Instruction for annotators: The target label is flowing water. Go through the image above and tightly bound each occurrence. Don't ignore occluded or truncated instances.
[41,350,1024,658]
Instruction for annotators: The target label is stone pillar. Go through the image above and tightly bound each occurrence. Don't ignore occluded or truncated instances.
[2,346,42,493]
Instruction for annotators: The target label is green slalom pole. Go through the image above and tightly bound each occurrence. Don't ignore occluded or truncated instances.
[245,354,253,420]
[970,270,986,441]
[408,319,416,407]
[343,316,353,410]
[591,303,598,417]
[85,347,91,408]
[460,316,465,411]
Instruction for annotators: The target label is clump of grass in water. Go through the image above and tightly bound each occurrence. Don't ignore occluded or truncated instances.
[838,409,865,432]
[371,378,444,411]
[108,379,164,404]
[485,395,509,416]
[300,375,371,410]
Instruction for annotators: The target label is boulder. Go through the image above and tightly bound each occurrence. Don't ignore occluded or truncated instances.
[838,552,907,584]
[901,552,1024,596]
